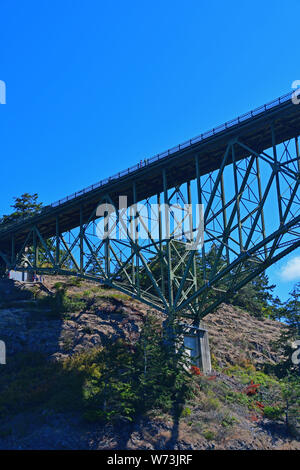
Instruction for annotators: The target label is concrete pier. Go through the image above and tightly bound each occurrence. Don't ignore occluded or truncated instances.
[183,323,212,375]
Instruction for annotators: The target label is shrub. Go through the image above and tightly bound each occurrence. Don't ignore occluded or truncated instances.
[225,391,251,407]
[203,430,215,440]
[53,281,64,290]
[38,285,85,317]
[83,290,92,297]
[181,407,192,418]
[82,315,193,422]
[207,397,221,410]
[263,406,282,421]
[0,315,195,425]
[221,413,238,427]
[67,277,82,287]
[210,353,220,370]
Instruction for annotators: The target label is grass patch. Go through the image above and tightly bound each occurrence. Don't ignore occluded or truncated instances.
[37,286,85,318]
[203,430,215,440]
[223,364,280,388]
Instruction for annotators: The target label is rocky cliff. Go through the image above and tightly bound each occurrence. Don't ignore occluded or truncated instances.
[0,277,298,450]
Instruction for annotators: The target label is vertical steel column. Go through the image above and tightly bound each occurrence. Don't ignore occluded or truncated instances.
[157,192,165,296]
[220,173,229,264]
[295,137,300,172]
[195,154,206,281]
[187,180,198,297]
[232,144,243,250]
[33,228,38,270]
[105,202,110,277]
[80,206,84,273]
[56,216,60,268]
[186,181,193,242]
[271,124,283,224]
[132,181,140,294]
[255,156,267,259]
[11,234,15,268]
[163,168,173,307]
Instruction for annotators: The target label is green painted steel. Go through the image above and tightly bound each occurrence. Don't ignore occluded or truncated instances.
[0,92,300,325]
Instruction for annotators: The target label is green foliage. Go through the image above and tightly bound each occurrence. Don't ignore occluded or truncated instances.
[280,374,300,435]
[0,352,61,418]
[221,413,237,427]
[225,390,252,407]
[223,362,299,436]
[0,314,193,424]
[255,374,300,436]
[203,430,215,440]
[181,407,192,418]
[0,193,43,224]
[268,296,287,321]
[206,395,221,410]
[82,340,138,422]
[0,311,297,437]
[271,283,300,377]
[53,282,64,290]
[224,365,278,388]
[228,269,275,318]
[38,284,85,318]
[0,193,74,271]
[210,353,221,371]
[83,290,92,297]
[83,315,193,422]
[67,277,82,287]
[263,406,282,420]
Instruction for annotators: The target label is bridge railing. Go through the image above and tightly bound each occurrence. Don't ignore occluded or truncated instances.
[49,90,293,208]
[0,91,294,233]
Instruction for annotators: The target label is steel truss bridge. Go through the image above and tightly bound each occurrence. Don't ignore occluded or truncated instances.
[1,91,300,325]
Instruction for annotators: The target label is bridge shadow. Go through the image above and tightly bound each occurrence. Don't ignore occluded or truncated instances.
[0,277,143,449]
[257,419,298,441]
[110,405,182,450]
[0,278,33,303]
[168,404,183,449]
[0,277,66,363]
[0,277,186,450]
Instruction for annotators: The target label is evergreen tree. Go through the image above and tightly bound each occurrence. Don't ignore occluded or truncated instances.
[228,267,276,318]
[0,193,43,224]
[0,194,73,272]
[280,373,300,436]
[274,283,300,377]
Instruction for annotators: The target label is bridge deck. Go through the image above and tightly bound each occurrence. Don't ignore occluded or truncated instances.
[1,91,300,251]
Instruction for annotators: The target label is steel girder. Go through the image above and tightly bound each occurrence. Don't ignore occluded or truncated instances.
[1,125,300,324]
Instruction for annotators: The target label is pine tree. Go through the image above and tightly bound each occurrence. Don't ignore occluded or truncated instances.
[281,374,300,436]
[228,269,276,318]
[274,283,300,377]
[1,193,43,224]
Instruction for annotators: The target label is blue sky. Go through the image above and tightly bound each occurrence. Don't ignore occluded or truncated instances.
[0,0,300,301]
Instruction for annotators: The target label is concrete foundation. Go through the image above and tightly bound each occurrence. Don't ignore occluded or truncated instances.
[9,270,33,282]
[183,324,212,375]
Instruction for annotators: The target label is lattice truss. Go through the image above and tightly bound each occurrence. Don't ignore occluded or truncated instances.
[3,132,300,323]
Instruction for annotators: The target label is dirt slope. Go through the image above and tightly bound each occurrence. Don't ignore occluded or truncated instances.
[0,277,298,450]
